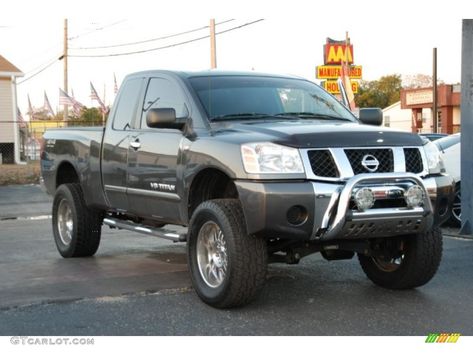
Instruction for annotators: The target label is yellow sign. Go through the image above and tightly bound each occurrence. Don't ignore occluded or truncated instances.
[316,65,363,79]
[324,44,354,64]
[322,80,359,94]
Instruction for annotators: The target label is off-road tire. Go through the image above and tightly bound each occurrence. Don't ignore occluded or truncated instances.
[358,226,443,289]
[187,199,267,308]
[52,183,103,258]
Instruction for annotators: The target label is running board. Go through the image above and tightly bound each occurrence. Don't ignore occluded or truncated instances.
[103,217,187,242]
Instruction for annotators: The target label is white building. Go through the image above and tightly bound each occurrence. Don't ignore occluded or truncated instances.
[382,101,412,132]
[0,54,23,164]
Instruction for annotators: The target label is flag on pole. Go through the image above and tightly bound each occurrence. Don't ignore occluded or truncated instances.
[90,82,107,114]
[27,94,36,120]
[59,88,74,106]
[113,73,118,95]
[43,91,55,117]
[59,88,85,117]
[70,91,85,117]
[17,107,26,128]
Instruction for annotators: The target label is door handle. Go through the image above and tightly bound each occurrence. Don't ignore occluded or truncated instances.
[130,140,141,150]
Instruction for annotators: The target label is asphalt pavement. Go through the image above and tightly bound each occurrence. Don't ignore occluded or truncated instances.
[0,185,472,335]
[0,184,51,219]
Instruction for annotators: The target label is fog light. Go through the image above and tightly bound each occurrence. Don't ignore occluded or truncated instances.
[286,205,308,226]
[354,188,375,211]
[405,185,424,208]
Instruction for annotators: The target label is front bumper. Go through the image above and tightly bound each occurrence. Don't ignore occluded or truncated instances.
[235,173,454,241]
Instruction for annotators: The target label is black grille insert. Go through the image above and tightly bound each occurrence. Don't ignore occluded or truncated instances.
[404,148,423,173]
[307,150,338,177]
[345,149,394,174]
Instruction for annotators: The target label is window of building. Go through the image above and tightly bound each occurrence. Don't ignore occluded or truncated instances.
[384,116,390,127]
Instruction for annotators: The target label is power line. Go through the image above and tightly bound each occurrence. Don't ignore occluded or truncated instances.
[22,54,62,76]
[68,19,127,41]
[17,57,60,85]
[216,19,264,36]
[16,20,125,85]
[68,19,264,58]
[70,19,235,50]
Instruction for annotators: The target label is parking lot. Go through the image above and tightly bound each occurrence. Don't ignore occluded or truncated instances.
[0,185,472,336]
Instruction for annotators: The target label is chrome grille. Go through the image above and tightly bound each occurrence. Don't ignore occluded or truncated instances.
[307,150,338,177]
[344,149,394,174]
[404,148,424,173]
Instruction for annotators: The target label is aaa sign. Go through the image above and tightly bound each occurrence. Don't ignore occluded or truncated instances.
[324,44,354,65]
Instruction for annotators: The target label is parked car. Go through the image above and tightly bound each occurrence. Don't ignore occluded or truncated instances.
[420,133,448,142]
[435,133,461,226]
[41,70,454,308]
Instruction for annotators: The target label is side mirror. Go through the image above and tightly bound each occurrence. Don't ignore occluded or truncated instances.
[359,108,383,126]
[146,108,185,129]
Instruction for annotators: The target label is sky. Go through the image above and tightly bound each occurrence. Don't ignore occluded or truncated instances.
[1,0,472,118]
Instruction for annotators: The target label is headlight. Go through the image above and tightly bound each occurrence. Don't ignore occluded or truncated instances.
[241,143,304,174]
[423,141,445,174]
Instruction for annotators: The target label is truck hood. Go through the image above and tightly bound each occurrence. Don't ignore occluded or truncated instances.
[213,120,423,148]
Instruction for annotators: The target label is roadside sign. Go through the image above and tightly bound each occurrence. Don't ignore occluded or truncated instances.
[322,80,359,94]
[316,65,363,79]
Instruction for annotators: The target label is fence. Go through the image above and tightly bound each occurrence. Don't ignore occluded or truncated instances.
[0,120,103,164]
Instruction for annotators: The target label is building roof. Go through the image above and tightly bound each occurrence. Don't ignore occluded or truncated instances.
[0,54,23,77]
[382,101,401,112]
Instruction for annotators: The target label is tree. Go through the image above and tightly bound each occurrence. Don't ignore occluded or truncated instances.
[402,73,445,89]
[78,107,107,125]
[355,74,402,109]
[403,74,432,88]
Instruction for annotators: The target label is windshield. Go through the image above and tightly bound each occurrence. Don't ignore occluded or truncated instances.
[188,75,357,122]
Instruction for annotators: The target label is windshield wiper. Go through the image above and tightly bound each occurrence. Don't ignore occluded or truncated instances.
[210,113,272,121]
[274,112,351,121]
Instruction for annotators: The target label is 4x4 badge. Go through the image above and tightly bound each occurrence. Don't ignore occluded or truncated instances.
[361,154,380,172]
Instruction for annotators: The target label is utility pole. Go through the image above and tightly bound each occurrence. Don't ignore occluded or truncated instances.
[460,19,473,235]
[210,19,217,69]
[63,18,68,120]
[432,47,437,133]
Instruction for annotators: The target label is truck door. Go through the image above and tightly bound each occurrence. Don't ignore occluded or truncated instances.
[126,77,187,223]
[102,77,143,211]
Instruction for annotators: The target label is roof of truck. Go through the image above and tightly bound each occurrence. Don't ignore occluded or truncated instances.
[125,69,305,81]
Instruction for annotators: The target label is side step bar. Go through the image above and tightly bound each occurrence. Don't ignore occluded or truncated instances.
[103,217,187,242]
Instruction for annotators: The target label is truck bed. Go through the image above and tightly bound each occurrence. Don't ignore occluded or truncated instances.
[42,126,107,208]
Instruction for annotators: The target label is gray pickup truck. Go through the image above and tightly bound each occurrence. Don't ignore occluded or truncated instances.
[41,70,454,308]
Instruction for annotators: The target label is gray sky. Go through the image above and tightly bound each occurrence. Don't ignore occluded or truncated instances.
[1,0,472,117]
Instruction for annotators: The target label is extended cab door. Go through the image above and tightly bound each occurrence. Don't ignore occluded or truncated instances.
[102,77,143,211]
[126,77,188,223]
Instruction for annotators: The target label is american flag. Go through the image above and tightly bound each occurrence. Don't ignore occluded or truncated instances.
[90,82,107,114]
[59,88,74,106]
[17,107,26,128]
[113,73,118,95]
[59,88,85,117]
[70,91,85,117]
[43,91,55,117]
[27,94,36,120]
